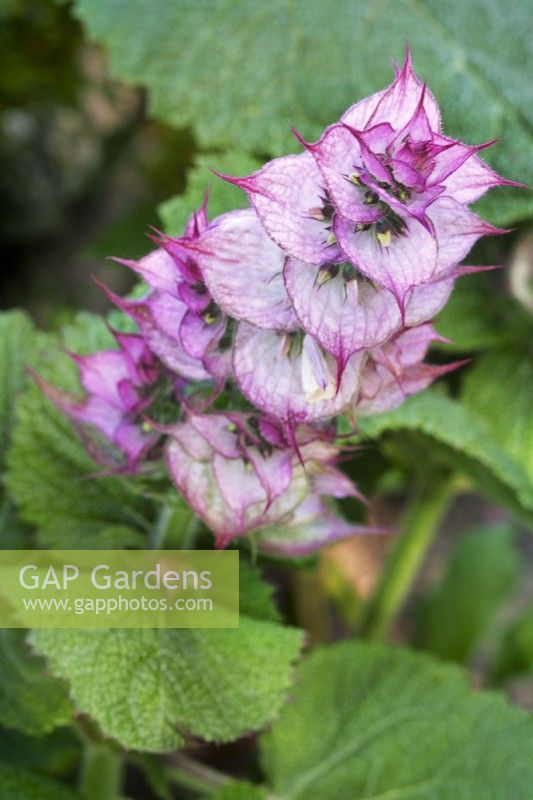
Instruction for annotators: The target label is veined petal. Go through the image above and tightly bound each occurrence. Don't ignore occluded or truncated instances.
[403,275,455,326]
[114,420,157,472]
[430,197,505,274]
[233,325,362,424]
[139,292,213,381]
[284,258,401,365]
[309,124,384,224]
[442,151,525,204]
[257,494,379,557]
[193,209,298,330]
[244,446,294,508]
[179,310,226,360]
[333,213,439,304]
[220,153,342,264]
[114,248,179,295]
[189,413,241,459]
[356,361,461,416]
[311,463,367,504]
[69,350,136,410]
[342,49,440,132]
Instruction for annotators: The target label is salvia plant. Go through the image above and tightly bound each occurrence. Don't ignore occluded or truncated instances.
[37,51,518,555]
[1,5,533,800]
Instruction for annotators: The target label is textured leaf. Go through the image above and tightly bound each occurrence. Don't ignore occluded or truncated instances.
[5,314,153,548]
[31,619,303,752]
[0,311,52,468]
[0,630,71,736]
[348,389,533,521]
[462,348,533,482]
[158,151,261,234]
[260,641,533,799]
[415,524,520,663]
[0,765,81,800]
[74,0,533,224]
[239,560,281,623]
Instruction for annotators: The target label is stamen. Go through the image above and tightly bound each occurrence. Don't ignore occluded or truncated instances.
[315,263,340,287]
[364,190,379,205]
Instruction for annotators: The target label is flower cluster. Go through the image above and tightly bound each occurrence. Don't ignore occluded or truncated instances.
[40,51,517,554]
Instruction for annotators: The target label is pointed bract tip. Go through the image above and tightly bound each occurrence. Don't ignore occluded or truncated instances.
[400,43,414,78]
[290,126,315,151]
[212,168,270,199]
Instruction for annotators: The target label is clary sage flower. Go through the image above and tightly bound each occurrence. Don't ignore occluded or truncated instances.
[39,50,519,552]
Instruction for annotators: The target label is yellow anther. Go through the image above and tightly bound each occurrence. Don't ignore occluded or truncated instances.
[309,206,326,221]
[376,229,392,247]
[316,268,333,287]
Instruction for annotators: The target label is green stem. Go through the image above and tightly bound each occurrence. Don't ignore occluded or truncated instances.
[357,476,453,641]
[168,753,230,795]
[149,503,175,549]
[79,741,123,800]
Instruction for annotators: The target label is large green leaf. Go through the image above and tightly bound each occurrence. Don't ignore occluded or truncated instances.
[260,641,533,799]
[0,630,71,736]
[436,273,531,352]
[159,151,261,235]
[0,765,81,800]
[0,310,52,468]
[32,618,302,752]
[414,524,520,663]
[73,0,532,224]
[347,389,533,521]
[462,348,533,482]
[5,314,153,548]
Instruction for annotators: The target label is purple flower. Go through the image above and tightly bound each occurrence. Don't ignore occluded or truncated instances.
[97,277,218,384]
[257,491,381,558]
[353,324,465,416]
[165,411,369,550]
[109,201,232,387]
[218,48,516,314]
[35,331,167,473]
[233,325,363,425]
[181,208,298,331]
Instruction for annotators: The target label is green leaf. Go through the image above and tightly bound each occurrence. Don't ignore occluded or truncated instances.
[31,619,303,752]
[73,0,533,224]
[158,151,261,235]
[494,612,533,682]
[414,524,520,663]
[348,389,533,521]
[213,782,268,800]
[0,630,71,736]
[5,313,153,548]
[260,641,533,799]
[0,728,80,781]
[0,765,81,800]
[436,273,531,352]
[0,311,52,468]
[462,348,533,482]
[239,559,281,623]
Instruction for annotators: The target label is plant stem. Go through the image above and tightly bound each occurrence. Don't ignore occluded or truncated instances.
[79,741,123,800]
[168,753,230,795]
[356,476,453,641]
